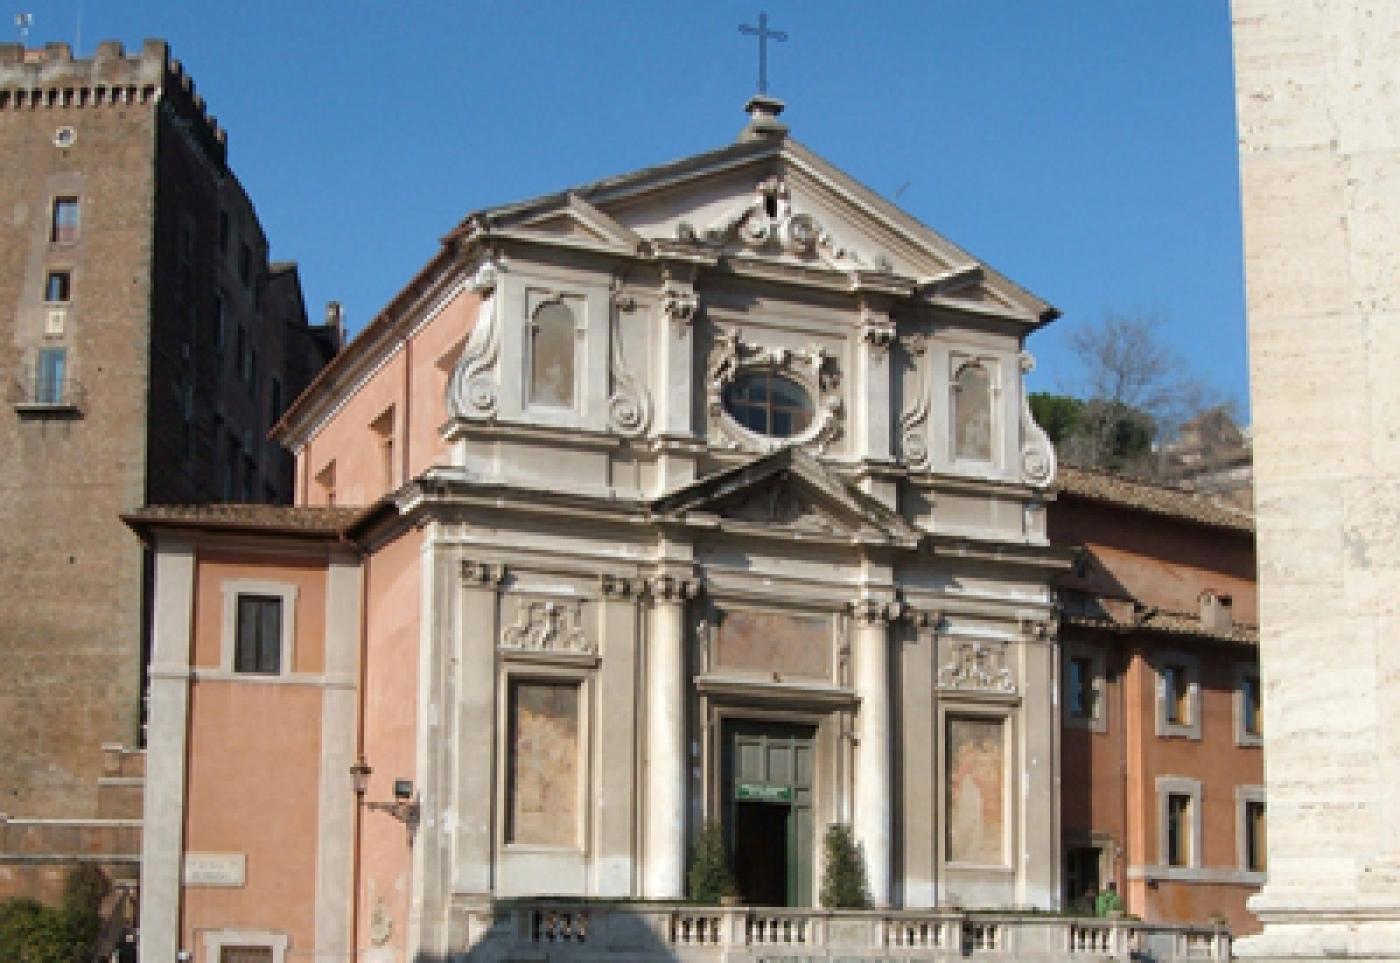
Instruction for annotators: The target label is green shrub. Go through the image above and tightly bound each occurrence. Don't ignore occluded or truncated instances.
[819,823,870,909]
[687,821,737,904]
[0,866,107,962]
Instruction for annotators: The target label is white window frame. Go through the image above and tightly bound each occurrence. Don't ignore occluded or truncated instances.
[1153,649,1201,741]
[1233,662,1263,747]
[1155,775,1203,871]
[523,290,584,414]
[1236,784,1267,881]
[496,664,592,854]
[202,929,288,963]
[220,579,298,676]
[948,353,1001,469]
[1062,640,1107,733]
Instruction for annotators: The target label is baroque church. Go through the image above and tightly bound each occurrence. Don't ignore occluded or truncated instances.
[130,97,1074,961]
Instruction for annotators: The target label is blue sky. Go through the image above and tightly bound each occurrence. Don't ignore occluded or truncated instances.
[24,1,1248,413]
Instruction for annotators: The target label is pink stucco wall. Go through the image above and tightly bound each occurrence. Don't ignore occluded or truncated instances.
[297,287,477,508]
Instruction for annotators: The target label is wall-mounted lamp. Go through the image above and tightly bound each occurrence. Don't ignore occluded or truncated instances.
[349,756,420,834]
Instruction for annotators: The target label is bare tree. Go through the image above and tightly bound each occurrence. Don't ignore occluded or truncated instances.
[1057,311,1227,475]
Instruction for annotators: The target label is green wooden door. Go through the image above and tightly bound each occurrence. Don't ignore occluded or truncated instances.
[723,721,815,906]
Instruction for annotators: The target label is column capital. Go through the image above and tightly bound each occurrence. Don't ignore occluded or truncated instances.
[646,574,700,604]
[906,607,944,635]
[599,574,646,599]
[849,597,902,626]
[1019,616,1057,642]
[460,560,506,587]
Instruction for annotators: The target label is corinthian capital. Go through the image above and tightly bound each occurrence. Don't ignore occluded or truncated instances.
[647,574,700,604]
[849,597,902,626]
[461,560,506,587]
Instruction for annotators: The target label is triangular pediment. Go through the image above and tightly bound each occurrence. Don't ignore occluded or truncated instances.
[653,448,920,547]
[473,136,1054,325]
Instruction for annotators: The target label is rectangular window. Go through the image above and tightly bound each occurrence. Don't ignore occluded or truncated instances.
[371,407,395,490]
[1068,657,1095,719]
[236,325,248,382]
[223,434,239,501]
[44,270,71,302]
[1166,793,1191,867]
[35,347,67,404]
[506,680,580,846]
[234,595,282,674]
[214,293,227,353]
[269,377,283,423]
[1242,674,1262,738]
[50,196,79,243]
[249,347,259,397]
[218,209,230,254]
[1163,664,1190,725]
[239,242,252,286]
[946,716,1005,865]
[1064,845,1103,911]
[1245,799,1266,873]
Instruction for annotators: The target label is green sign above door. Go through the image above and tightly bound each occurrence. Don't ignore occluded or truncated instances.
[736,782,793,803]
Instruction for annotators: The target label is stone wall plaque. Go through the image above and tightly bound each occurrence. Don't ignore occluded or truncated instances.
[946,717,1005,865]
[715,609,831,680]
[183,852,246,887]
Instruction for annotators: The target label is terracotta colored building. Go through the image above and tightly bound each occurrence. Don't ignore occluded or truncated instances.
[1052,466,1263,934]
[0,39,336,914]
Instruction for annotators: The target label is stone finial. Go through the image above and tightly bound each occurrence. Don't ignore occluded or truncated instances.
[740,94,788,142]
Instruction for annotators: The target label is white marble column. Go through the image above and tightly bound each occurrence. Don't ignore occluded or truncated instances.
[851,597,898,907]
[644,575,695,900]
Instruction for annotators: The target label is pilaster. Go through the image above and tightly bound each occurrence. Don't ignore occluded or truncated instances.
[850,596,901,907]
[595,575,645,896]
[900,608,942,908]
[643,573,698,900]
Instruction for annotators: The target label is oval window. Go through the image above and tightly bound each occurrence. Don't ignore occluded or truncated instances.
[723,372,814,438]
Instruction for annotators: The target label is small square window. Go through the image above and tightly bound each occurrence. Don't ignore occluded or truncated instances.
[44,271,71,302]
[50,197,79,243]
[234,595,282,674]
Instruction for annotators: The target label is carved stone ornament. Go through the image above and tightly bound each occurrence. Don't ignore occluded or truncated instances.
[897,334,931,470]
[938,639,1015,693]
[906,606,944,636]
[646,574,699,604]
[1019,616,1058,642]
[461,560,507,586]
[501,598,594,654]
[706,327,843,454]
[860,309,897,356]
[660,279,700,334]
[607,287,651,438]
[446,259,504,419]
[849,597,903,626]
[369,898,393,946]
[599,574,645,599]
[1019,351,1057,488]
[697,177,874,271]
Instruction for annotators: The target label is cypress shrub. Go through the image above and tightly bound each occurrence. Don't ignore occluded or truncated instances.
[820,823,870,909]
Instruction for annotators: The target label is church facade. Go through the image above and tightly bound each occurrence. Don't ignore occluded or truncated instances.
[131,99,1075,961]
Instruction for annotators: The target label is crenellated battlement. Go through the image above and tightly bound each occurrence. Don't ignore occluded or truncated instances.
[0,38,227,167]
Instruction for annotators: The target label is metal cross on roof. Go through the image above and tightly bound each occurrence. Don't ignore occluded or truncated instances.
[739,12,787,95]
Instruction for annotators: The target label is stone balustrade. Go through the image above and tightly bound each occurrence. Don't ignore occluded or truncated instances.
[452,901,1232,961]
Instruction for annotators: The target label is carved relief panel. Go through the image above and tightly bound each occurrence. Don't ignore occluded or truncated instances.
[499,595,596,657]
[937,636,1016,694]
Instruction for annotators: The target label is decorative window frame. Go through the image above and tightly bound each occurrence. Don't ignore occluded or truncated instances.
[1155,775,1203,871]
[202,929,289,963]
[522,289,585,415]
[1235,784,1267,881]
[1062,640,1107,733]
[1153,649,1201,741]
[938,704,1015,871]
[948,352,1001,468]
[705,326,842,454]
[220,579,298,676]
[1233,662,1263,747]
[495,663,593,854]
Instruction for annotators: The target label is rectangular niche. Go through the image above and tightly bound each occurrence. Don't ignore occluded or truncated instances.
[506,679,581,847]
[714,609,832,681]
[945,715,1006,865]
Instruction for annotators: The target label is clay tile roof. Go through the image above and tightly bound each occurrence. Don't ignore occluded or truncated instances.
[1062,609,1259,646]
[123,503,366,537]
[1056,464,1254,534]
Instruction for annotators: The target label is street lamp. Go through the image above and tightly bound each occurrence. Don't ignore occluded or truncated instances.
[349,756,420,833]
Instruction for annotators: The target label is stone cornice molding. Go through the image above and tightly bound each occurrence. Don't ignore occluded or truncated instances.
[460,560,507,587]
